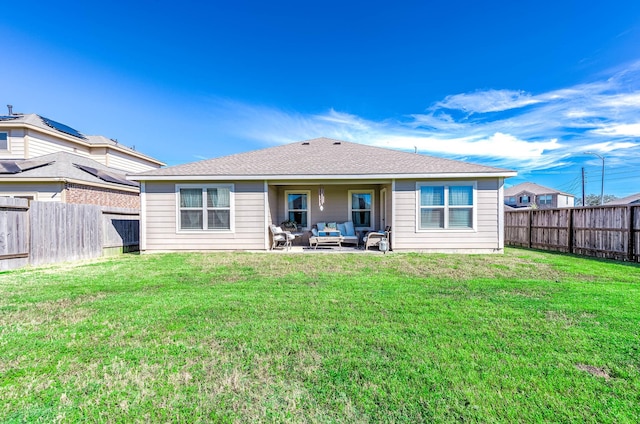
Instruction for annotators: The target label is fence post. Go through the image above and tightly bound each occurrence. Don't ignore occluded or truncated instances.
[567,208,573,254]
[629,206,635,262]
[528,209,533,249]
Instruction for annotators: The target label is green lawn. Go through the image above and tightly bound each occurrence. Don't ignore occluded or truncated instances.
[1,249,639,423]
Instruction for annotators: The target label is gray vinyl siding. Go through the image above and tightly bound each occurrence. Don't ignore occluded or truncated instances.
[556,194,574,208]
[107,149,159,173]
[143,180,266,251]
[88,147,108,167]
[393,178,502,252]
[0,128,26,159]
[381,183,392,230]
[28,132,89,157]
[0,182,64,202]
[267,185,278,226]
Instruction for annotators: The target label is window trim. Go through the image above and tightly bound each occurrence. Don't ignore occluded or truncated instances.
[175,183,234,233]
[538,194,553,205]
[0,131,8,151]
[284,190,311,230]
[348,189,375,230]
[416,181,477,232]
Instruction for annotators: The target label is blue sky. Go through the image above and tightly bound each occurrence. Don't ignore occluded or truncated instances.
[2,1,640,197]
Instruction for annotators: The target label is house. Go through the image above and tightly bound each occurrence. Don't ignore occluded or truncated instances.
[130,137,516,253]
[0,152,141,208]
[0,109,164,206]
[504,182,574,209]
[605,193,640,205]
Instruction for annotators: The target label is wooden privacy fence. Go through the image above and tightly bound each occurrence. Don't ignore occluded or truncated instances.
[0,197,139,270]
[505,205,640,262]
[0,197,30,270]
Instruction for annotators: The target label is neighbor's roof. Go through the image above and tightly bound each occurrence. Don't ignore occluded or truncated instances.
[130,137,516,181]
[605,193,640,205]
[0,113,164,166]
[504,182,573,197]
[0,152,139,191]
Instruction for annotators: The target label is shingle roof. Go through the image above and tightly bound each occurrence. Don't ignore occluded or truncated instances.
[0,113,163,165]
[0,152,139,188]
[605,193,640,205]
[504,182,573,197]
[132,137,515,179]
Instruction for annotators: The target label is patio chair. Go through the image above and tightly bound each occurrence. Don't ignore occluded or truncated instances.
[363,226,391,251]
[269,225,296,250]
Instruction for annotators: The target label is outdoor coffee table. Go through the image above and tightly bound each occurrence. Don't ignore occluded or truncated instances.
[313,231,344,249]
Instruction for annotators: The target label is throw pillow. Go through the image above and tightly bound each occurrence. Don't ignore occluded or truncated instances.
[344,221,355,236]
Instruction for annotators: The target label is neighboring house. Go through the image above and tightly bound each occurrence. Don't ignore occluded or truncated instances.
[605,193,640,205]
[504,182,574,209]
[0,109,164,206]
[0,152,141,208]
[130,137,516,253]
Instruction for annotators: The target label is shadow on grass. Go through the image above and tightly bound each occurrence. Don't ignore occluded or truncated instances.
[508,246,640,269]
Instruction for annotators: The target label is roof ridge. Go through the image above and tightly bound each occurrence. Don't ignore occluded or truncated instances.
[132,137,515,178]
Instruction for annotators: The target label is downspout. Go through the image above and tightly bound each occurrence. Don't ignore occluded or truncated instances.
[391,179,396,250]
[498,178,505,251]
[140,182,147,252]
[61,178,67,202]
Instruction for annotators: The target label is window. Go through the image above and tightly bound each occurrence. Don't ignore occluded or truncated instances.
[349,190,374,229]
[519,195,530,203]
[538,194,552,205]
[0,132,7,150]
[417,183,475,230]
[506,196,516,205]
[285,191,309,228]
[176,184,233,231]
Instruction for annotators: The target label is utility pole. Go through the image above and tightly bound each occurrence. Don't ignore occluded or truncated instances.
[585,152,605,205]
[581,167,585,206]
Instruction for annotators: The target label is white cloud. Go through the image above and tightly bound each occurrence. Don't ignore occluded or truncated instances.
[580,141,638,153]
[368,132,561,160]
[408,113,466,131]
[204,60,640,180]
[591,123,640,137]
[435,89,541,113]
[599,92,640,107]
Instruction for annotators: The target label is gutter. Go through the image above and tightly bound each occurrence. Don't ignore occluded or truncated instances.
[0,177,140,193]
[128,171,518,182]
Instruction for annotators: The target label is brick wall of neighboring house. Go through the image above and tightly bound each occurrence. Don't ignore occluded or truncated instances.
[65,183,140,209]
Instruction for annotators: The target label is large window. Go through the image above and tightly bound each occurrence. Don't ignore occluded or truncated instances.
[285,191,309,228]
[538,194,552,205]
[417,183,475,230]
[177,184,233,231]
[349,190,374,229]
[0,132,7,150]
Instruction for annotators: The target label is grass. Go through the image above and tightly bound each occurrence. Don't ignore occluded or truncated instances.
[1,248,639,423]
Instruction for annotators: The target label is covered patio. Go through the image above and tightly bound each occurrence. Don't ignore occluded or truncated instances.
[267,244,390,254]
[266,181,393,250]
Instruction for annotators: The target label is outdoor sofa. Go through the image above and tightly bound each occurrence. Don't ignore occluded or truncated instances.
[309,221,359,248]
